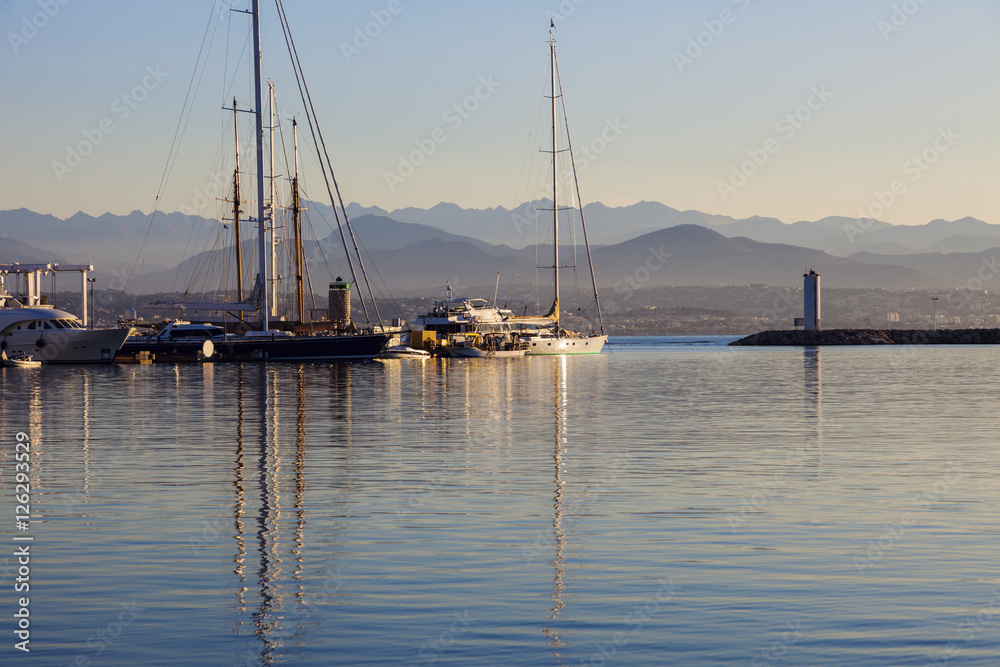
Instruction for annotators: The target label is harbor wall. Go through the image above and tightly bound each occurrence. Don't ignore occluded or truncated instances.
[730,329,1000,346]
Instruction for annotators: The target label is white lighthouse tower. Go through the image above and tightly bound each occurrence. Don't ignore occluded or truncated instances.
[804,270,821,331]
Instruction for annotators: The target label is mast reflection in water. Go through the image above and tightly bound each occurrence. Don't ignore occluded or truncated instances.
[232,365,317,665]
[543,356,568,654]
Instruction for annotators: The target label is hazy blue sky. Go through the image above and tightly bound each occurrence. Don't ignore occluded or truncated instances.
[3,0,999,228]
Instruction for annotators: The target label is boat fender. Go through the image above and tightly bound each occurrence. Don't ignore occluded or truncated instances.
[36,337,46,348]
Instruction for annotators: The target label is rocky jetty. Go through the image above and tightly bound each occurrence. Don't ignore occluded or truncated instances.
[730,329,1000,346]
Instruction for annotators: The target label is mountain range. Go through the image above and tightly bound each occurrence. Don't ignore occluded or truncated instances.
[4,203,1000,296]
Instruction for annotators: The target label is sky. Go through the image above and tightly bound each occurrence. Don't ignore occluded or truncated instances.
[3,0,1000,228]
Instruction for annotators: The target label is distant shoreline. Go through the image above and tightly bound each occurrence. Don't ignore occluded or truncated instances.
[730,329,1000,346]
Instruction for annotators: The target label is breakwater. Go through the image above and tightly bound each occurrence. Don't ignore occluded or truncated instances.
[730,329,1000,346]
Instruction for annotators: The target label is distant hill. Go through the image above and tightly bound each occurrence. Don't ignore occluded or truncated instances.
[7,203,1000,269]
[7,204,1000,296]
[125,221,943,295]
[0,208,220,268]
[323,214,510,254]
[0,235,67,265]
[591,225,942,289]
[342,200,743,246]
[714,214,1000,257]
[848,247,1000,286]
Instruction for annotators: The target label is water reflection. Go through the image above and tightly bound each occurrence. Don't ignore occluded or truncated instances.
[327,361,353,428]
[8,344,1000,665]
[231,364,313,665]
[543,356,569,654]
[803,348,823,459]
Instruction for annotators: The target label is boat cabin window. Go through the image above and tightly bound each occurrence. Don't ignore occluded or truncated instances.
[167,327,223,340]
[27,322,36,330]
[169,330,199,340]
[51,320,65,329]
[43,321,54,329]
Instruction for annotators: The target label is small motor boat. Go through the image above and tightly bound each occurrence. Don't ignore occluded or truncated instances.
[378,345,431,360]
[1,351,42,368]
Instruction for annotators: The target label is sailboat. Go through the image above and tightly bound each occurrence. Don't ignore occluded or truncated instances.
[127,1,389,361]
[518,28,607,356]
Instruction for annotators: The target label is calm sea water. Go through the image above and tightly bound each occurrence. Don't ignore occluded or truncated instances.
[2,336,999,666]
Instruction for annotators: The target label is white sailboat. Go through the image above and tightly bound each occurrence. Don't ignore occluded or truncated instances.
[519,27,607,356]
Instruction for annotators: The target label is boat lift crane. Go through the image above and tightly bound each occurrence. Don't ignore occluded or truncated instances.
[0,263,97,326]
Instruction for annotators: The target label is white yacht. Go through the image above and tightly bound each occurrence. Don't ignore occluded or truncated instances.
[0,304,131,363]
[411,288,528,358]
[519,330,607,355]
[0,263,132,363]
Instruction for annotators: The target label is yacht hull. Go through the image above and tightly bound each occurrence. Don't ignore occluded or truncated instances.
[447,346,527,358]
[2,328,131,364]
[119,332,389,362]
[524,335,607,356]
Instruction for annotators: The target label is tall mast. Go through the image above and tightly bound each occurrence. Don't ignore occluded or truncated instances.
[550,29,559,331]
[268,80,278,318]
[552,48,605,335]
[251,0,269,331]
[232,98,244,309]
[292,118,305,323]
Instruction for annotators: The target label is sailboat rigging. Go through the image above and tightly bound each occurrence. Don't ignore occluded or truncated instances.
[123,0,391,361]
[518,27,607,355]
